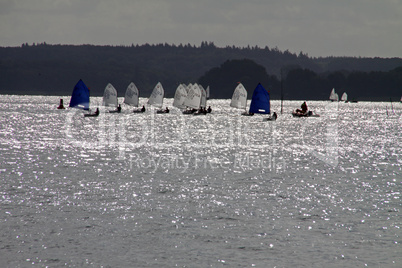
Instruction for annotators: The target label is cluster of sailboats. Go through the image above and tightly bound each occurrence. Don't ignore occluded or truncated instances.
[65,79,213,116]
[67,79,378,120]
[329,88,354,103]
[173,83,211,115]
[64,79,278,119]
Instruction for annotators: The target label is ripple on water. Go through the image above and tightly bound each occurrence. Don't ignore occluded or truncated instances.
[0,96,401,267]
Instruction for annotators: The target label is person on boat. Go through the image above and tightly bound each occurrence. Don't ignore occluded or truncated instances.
[301,102,308,113]
[57,99,65,109]
[117,104,121,113]
[95,108,100,116]
[141,105,146,112]
[272,112,277,120]
[296,101,308,114]
[165,107,169,113]
[207,106,212,113]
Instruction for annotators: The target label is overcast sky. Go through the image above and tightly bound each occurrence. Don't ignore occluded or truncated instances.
[1,0,401,58]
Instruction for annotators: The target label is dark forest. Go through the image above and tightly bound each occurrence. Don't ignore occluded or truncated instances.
[0,42,401,101]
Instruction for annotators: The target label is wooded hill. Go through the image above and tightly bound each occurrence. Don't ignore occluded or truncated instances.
[0,42,401,101]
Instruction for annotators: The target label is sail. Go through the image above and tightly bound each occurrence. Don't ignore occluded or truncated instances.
[173,84,187,109]
[206,86,210,99]
[124,82,139,107]
[329,88,339,101]
[147,82,164,108]
[69,79,90,110]
[230,83,247,109]
[184,83,201,109]
[186,83,192,93]
[103,83,118,107]
[199,84,207,108]
[341,92,348,102]
[249,83,270,114]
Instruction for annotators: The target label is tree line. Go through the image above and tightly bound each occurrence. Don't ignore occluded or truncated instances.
[199,59,402,101]
[0,43,401,100]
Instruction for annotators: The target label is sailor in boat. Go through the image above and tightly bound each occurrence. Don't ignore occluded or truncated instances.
[85,108,100,117]
[111,104,121,113]
[133,105,145,113]
[207,106,212,113]
[57,99,65,109]
[266,112,277,121]
[295,101,308,115]
[165,107,169,113]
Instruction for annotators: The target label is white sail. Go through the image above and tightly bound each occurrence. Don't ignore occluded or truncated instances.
[206,86,210,99]
[173,84,187,109]
[123,82,139,107]
[329,88,339,101]
[147,82,164,108]
[184,83,201,109]
[199,84,207,108]
[341,92,348,102]
[102,83,118,107]
[186,83,192,93]
[230,83,247,109]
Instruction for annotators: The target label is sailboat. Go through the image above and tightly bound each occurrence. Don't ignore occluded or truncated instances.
[147,82,168,113]
[183,83,201,114]
[69,79,90,110]
[230,83,248,114]
[173,84,187,109]
[341,92,348,102]
[199,85,207,108]
[248,83,270,115]
[329,88,339,102]
[103,83,120,113]
[194,84,207,115]
[124,82,144,113]
[124,82,139,107]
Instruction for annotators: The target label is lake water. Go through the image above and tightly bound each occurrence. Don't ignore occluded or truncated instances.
[0,95,401,267]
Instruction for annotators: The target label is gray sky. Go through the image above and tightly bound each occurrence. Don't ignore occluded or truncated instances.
[1,0,401,58]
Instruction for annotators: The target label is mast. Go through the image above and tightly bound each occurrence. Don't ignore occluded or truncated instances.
[280,68,284,114]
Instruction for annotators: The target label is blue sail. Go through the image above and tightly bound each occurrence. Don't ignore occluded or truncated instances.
[69,79,90,110]
[249,83,270,114]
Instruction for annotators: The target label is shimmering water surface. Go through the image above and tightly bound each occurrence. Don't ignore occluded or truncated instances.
[0,95,401,267]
